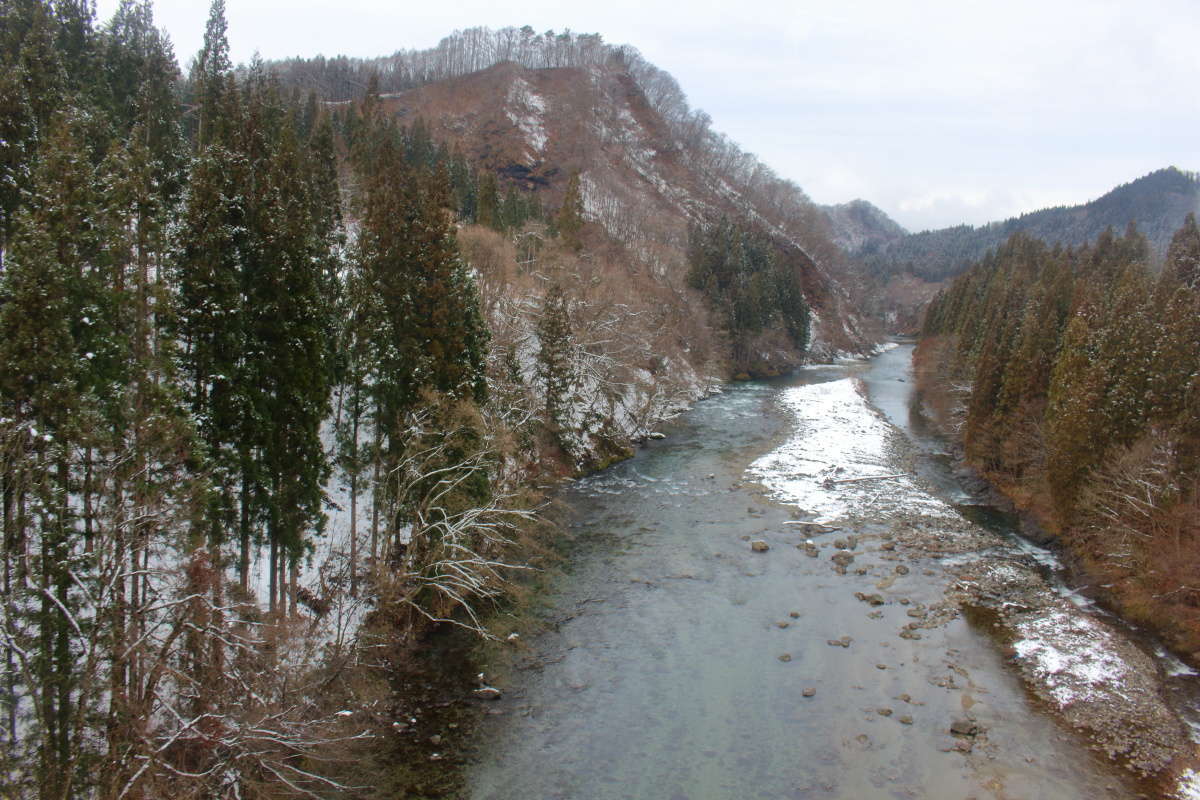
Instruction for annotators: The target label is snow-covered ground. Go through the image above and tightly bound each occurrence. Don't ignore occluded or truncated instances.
[1011,608,1129,706]
[748,377,953,523]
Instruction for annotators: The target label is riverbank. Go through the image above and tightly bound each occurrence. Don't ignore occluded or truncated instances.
[900,339,1200,795]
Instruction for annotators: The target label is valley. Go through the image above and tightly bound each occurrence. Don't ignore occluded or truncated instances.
[2,3,1197,797]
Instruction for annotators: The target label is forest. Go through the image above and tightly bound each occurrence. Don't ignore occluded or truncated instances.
[0,1,823,796]
[917,219,1200,657]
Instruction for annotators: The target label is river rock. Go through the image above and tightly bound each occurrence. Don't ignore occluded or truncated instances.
[751,540,770,552]
[899,715,913,725]
[881,541,896,551]
[474,686,503,700]
[832,551,855,568]
[847,535,859,549]
[801,542,819,557]
[828,636,852,648]
[778,653,792,662]
[895,564,910,575]
[833,538,848,550]
[949,718,978,737]
[802,687,816,697]
[855,592,886,606]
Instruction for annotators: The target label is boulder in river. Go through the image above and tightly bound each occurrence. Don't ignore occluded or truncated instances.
[855,592,886,606]
[949,718,978,737]
[832,551,855,568]
[751,540,770,552]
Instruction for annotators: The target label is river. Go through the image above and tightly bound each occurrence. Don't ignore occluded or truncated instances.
[462,344,1156,799]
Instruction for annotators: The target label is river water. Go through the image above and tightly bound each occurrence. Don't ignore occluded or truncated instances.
[463,344,1150,799]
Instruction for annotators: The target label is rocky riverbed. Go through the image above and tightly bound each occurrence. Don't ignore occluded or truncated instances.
[751,361,1200,794]
[461,348,1197,799]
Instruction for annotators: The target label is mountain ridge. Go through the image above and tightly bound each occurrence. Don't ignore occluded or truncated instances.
[842,166,1199,282]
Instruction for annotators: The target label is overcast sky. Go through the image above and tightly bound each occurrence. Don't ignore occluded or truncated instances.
[96,0,1200,232]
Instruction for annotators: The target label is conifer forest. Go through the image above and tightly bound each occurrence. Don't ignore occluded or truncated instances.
[2,1,1199,798]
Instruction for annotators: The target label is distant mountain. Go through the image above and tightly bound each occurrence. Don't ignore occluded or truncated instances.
[820,199,908,255]
[857,167,1200,282]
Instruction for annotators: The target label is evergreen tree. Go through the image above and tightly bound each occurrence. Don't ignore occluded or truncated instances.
[1166,212,1200,289]
[536,283,573,435]
[477,170,500,230]
[555,170,584,250]
[350,98,489,555]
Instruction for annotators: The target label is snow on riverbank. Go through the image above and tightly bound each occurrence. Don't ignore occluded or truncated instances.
[748,377,953,523]
[753,372,1197,783]
[1012,608,1129,706]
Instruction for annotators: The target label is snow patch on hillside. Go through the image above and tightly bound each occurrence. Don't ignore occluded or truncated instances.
[506,77,548,162]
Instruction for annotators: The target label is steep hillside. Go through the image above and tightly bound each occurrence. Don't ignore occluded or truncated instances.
[861,167,1200,282]
[276,28,879,363]
[379,60,873,359]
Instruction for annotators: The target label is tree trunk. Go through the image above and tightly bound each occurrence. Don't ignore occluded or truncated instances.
[349,470,358,598]
[370,424,381,571]
[239,470,250,592]
[268,534,278,616]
